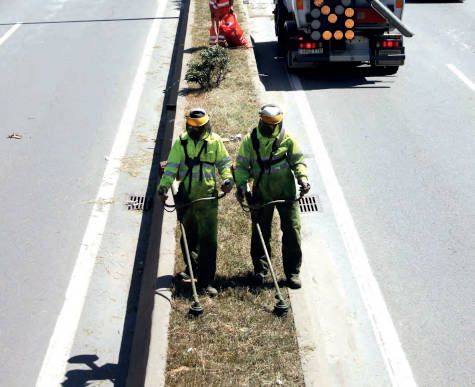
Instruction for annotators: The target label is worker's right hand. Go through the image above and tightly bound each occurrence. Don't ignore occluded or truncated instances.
[221,179,234,193]
[157,186,168,203]
[297,177,311,196]
[235,185,246,203]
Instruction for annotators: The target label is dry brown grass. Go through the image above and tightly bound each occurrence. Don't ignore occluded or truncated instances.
[165,1,305,385]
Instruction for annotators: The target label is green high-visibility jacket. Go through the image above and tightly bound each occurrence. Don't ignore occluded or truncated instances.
[235,126,307,201]
[158,130,233,201]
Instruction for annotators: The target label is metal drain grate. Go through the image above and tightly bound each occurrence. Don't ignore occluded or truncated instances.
[299,195,320,213]
[126,195,153,211]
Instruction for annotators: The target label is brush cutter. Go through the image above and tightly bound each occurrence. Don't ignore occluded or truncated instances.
[242,194,303,317]
[254,220,289,317]
[163,191,227,317]
[179,222,204,317]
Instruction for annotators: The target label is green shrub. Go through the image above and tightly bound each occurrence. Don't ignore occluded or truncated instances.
[185,46,230,91]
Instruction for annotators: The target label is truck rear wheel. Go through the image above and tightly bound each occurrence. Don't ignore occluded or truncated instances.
[275,2,292,54]
[286,51,294,71]
[283,21,297,70]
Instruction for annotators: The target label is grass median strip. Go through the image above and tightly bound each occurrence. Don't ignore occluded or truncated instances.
[165,1,305,385]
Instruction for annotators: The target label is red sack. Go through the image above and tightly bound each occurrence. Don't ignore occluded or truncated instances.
[220,13,249,48]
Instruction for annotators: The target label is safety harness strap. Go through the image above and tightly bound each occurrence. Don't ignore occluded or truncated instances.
[250,127,287,190]
[180,136,214,193]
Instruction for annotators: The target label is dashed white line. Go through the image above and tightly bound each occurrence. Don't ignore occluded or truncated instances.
[0,23,21,46]
[288,73,418,387]
[35,0,167,385]
[447,64,475,93]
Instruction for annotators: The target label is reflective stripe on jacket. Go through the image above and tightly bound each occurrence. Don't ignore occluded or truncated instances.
[209,0,231,17]
[235,127,307,201]
[159,131,233,201]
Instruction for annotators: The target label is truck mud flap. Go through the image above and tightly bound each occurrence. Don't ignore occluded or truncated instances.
[287,51,329,69]
[373,53,405,66]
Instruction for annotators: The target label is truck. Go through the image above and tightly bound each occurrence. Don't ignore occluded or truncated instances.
[274,0,414,74]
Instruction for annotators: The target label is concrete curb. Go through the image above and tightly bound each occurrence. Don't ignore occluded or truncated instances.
[140,1,195,386]
[144,0,194,387]
[125,0,194,386]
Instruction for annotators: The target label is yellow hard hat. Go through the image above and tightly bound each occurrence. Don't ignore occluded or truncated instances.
[259,104,283,125]
[186,108,209,127]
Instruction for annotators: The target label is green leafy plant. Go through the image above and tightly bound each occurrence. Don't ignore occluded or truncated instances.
[185,46,230,91]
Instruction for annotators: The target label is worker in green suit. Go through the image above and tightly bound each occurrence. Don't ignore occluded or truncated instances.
[157,108,234,296]
[234,104,310,289]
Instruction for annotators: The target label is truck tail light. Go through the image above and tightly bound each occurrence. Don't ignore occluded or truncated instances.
[377,38,402,48]
[395,0,403,9]
[299,42,319,49]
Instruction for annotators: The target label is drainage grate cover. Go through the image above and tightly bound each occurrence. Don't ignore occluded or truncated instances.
[126,195,153,211]
[299,195,320,213]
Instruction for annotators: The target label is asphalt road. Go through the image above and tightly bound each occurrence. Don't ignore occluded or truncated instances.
[1,0,473,386]
[249,0,474,386]
[300,4,475,386]
[0,0,177,385]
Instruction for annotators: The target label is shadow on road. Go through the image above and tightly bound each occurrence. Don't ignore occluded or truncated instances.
[251,39,394,92]
[62,355,117,386]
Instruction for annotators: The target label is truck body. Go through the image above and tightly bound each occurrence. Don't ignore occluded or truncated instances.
[274,0,413,74]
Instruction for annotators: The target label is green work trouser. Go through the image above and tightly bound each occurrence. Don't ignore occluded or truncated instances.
[179,199,218,287]
[250,201,302,279]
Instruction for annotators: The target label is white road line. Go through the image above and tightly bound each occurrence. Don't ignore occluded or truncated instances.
[0,23,21,46]
[447,64,475,93]
[288,74,418,387]
[35,0,168,385]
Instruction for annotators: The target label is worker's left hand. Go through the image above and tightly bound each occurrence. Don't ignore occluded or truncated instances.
[235,185,246,203]
[157,186,168,203]
[298,178,311,196]
[221,178,234,193]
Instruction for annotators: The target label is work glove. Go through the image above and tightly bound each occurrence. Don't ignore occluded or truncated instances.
[157,186,168,203]
[235,185,246,203]
[221,178,234,193]
[297,177,311,196]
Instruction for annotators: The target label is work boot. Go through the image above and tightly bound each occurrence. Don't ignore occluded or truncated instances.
[177,271,196,283]
[287,274,301,289]
[199,285,218,297]
[253,272,267,286]
[177,271,190,280]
